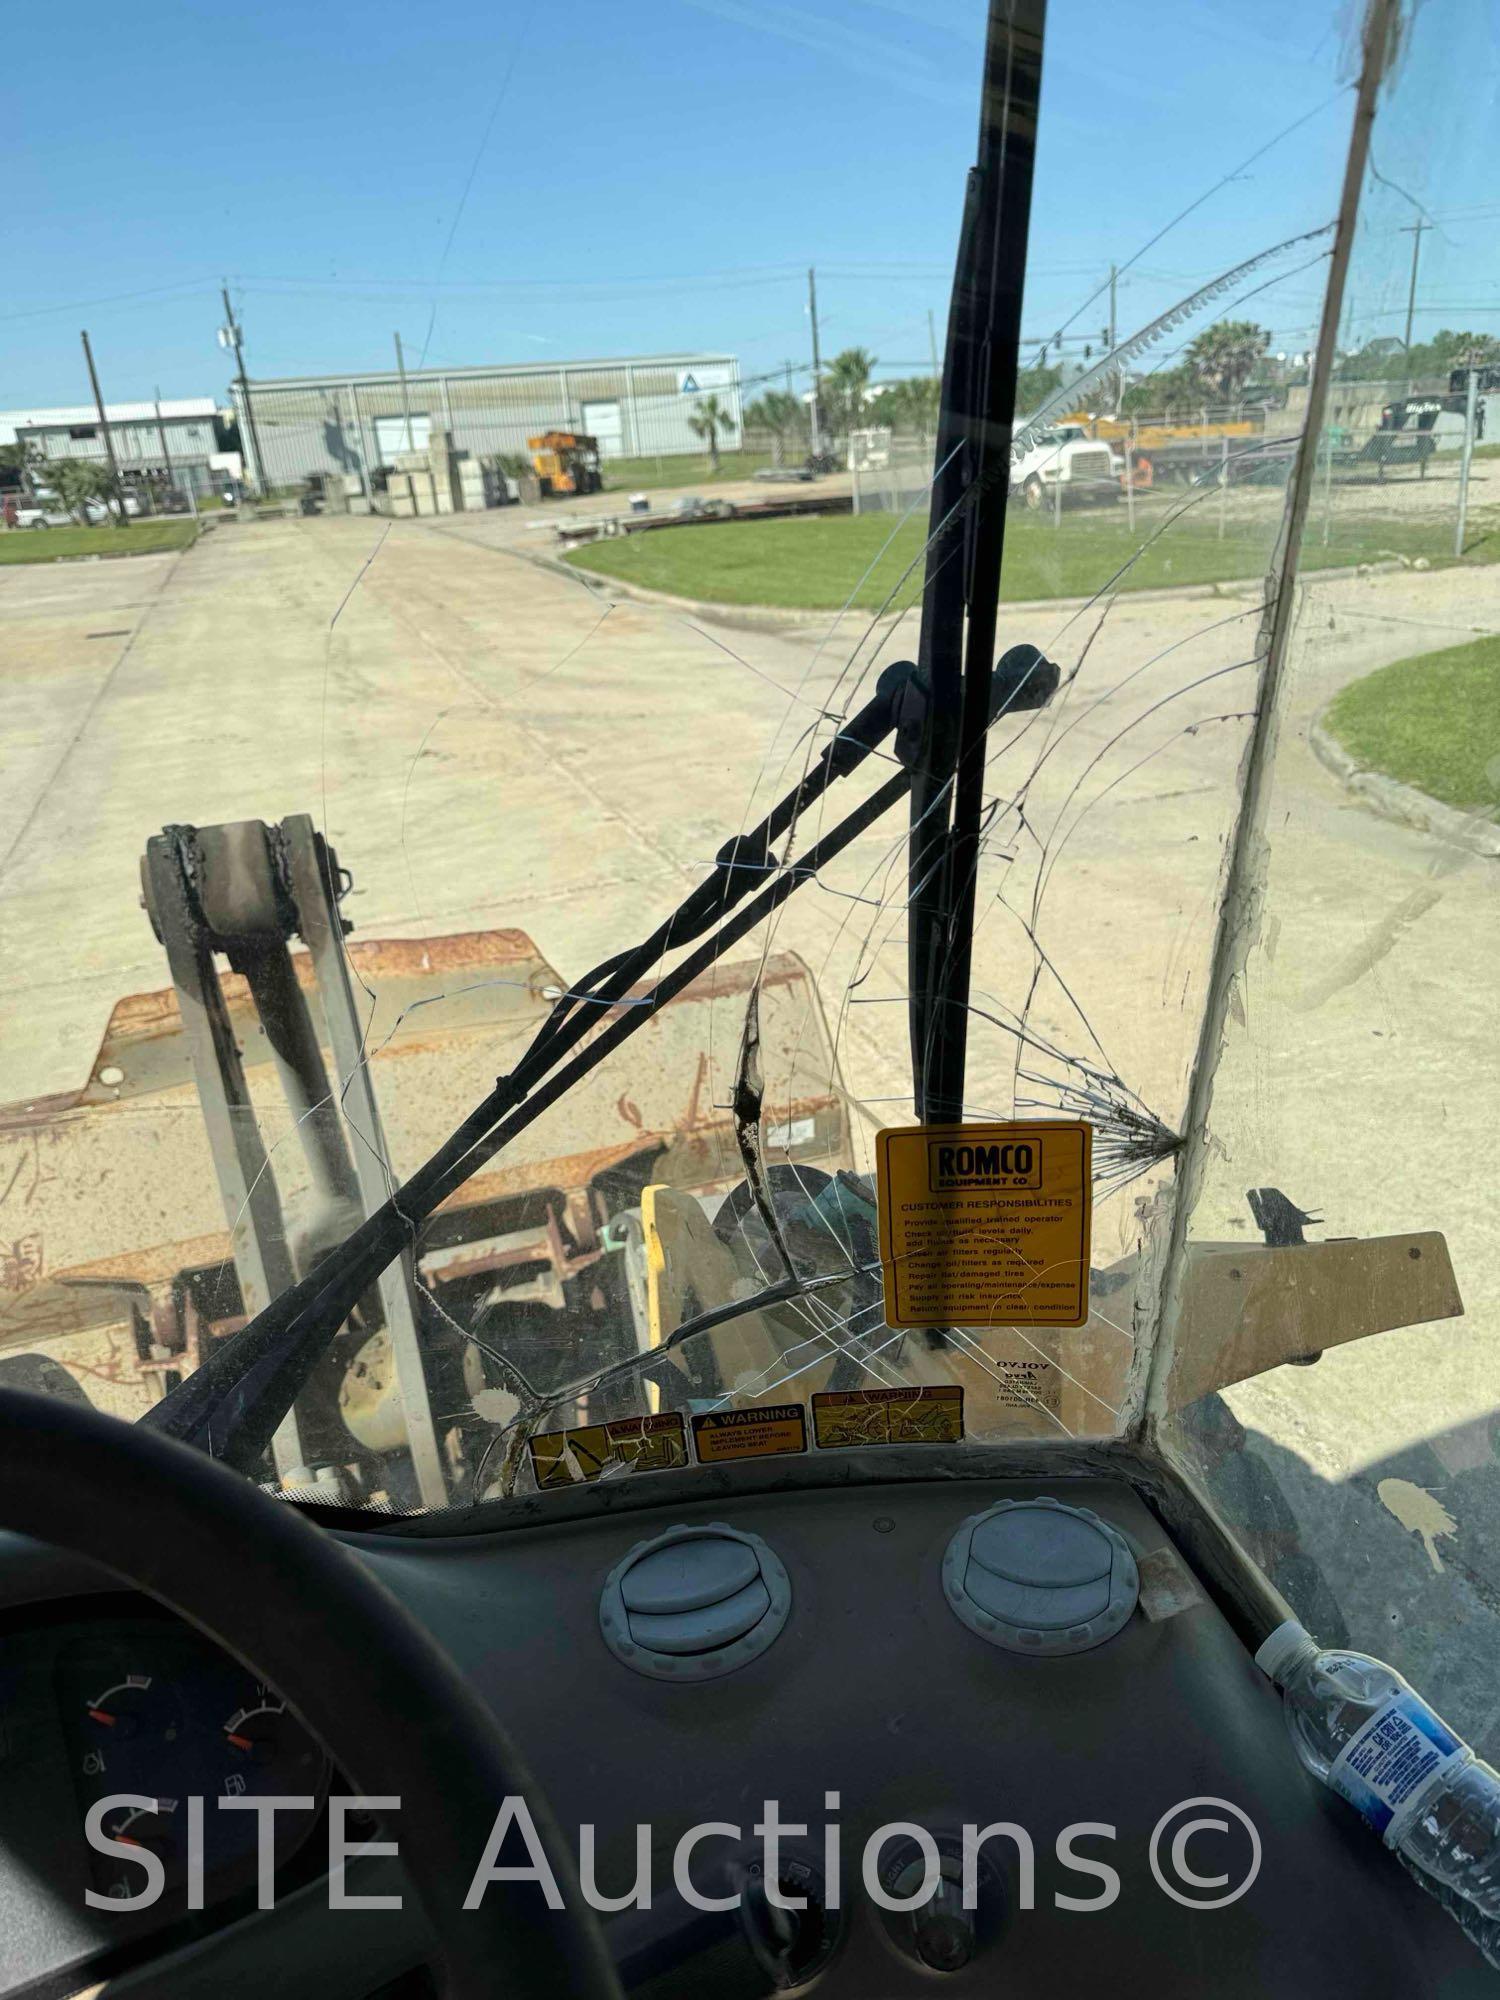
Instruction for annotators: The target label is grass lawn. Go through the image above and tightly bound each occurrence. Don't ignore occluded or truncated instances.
[564,503,1500,611]
[598,450,776,493]
[0,520,199,565]
[1325,634,1500,814]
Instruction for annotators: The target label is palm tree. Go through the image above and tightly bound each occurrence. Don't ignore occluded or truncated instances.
[879,376,940,442]
[51,459,119,524]
[743,389,805,464]
[1184,320,1271,407]
[688,394,734,473]
[823,347,876,443]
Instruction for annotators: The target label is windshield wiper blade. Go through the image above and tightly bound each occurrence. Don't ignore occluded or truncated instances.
[908,0,1046,1123]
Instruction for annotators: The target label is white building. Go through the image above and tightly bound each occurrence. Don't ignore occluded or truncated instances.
[0,399,223,497]
[228,354,742,492]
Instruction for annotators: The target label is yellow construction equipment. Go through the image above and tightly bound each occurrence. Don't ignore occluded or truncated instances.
[527,431,603,497]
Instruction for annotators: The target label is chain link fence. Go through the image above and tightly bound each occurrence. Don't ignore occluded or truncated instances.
[847,383,1499,582]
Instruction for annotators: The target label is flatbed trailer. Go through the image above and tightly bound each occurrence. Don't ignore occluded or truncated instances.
[554,490,852,547]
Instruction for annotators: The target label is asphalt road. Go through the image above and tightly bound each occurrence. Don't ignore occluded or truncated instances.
[1,511,1496,1747]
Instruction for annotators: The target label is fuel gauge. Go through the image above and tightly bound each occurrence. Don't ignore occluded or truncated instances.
[82,1672,178,1747]
[219,1685,323,1789]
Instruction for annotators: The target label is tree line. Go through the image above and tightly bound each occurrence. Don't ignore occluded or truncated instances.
[738,319,1292,453]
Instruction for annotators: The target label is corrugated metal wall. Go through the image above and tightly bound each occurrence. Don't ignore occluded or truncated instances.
[233,357,743,490]
[24,419,216,470]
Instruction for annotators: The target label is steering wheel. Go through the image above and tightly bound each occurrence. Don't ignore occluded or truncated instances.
[0,1389,621,2000]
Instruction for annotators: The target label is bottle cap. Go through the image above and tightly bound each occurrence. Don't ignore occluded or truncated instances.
[1254,1617,1319,1685]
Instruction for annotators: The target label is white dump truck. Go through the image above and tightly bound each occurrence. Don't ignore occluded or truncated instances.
[1010,422,1122,509]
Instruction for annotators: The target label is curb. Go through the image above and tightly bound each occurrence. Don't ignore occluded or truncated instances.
[550,549,1424,628]
[1309,710,1500,858]
[534,555,846,629]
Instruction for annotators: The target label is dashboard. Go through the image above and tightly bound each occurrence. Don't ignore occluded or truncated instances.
[1,1460,1495,1999]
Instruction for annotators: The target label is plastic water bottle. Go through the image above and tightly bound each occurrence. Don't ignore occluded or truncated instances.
[1256,1619,1500,1920]
[1399,1855,1500,1971]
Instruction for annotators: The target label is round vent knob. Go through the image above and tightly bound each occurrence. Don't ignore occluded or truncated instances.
[943,1497,1138,1656]
[600,1524,791,1680]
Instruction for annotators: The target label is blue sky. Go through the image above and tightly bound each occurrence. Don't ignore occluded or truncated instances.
[3,0,1495,409]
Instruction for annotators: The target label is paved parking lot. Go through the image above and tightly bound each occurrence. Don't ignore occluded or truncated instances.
[2,512,1497,1742]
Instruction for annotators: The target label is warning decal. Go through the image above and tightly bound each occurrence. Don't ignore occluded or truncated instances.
[528,1412,687,1491]
[875,1120,1092,1329]
[812,1385,963,1449]
[692,1403,807,1464]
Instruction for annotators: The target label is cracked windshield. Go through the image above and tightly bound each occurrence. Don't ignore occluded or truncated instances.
[2,1,1497,1749]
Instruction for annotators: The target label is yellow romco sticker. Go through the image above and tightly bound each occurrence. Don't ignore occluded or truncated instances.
[528,1413,687,1491]
[691,1403,807,1464]
[812,1385,963,1448]
[875,1121,1092,1329]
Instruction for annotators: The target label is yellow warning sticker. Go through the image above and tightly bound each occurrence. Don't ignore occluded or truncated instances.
[875,1121,1092,1329]
[812,1385,964,1449]
[691,1403,807,1464]
[528,1412,687,1491]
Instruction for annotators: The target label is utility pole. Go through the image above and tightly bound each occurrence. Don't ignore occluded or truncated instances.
[221,284,267,497]
[807,266,824,458]
[1400,220,1429,378]
[927,308,940,378]
[155,387,194,517]
[394,331,415,452]
[1108,261,1119,409]
[153,387,176,492]
[80,330,125,526]
[1455,351,1482,560]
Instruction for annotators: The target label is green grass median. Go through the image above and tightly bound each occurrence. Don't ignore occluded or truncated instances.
[1325,634,1500,814]
[563,505,1497,611]
[0,520,199,566]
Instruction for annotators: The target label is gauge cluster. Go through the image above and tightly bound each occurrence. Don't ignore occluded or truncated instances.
[55,1619,329,1902]
[0,1600,330,1959]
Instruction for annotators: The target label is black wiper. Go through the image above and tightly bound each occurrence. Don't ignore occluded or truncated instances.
[144,649,1057,1474]
[908,0,1046,1122]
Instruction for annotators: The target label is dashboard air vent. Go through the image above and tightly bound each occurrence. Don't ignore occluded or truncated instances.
[600,1524,791,1680]
[943,1496,1138,1656]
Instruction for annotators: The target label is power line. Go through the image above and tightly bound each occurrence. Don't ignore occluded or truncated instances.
[0,278,218,324]
[1024,85,1348,368]
[232,265,810,294]
[416,0,541,369]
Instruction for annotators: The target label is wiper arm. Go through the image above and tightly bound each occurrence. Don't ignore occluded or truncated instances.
[143,648,1056,1476]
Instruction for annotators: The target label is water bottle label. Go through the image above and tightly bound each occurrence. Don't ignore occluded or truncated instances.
[1327,1689,1467,1840]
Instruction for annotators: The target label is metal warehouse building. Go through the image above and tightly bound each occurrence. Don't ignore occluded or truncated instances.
[0,399,223,495]
[230,353,742,492]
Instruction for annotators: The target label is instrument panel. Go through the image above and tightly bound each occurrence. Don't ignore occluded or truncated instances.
[55,1620,327,1902]
[0,1600,331,1982]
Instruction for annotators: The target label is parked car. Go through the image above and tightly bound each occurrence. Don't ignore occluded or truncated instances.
[81,494,145,522]
[13,500,72,529]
